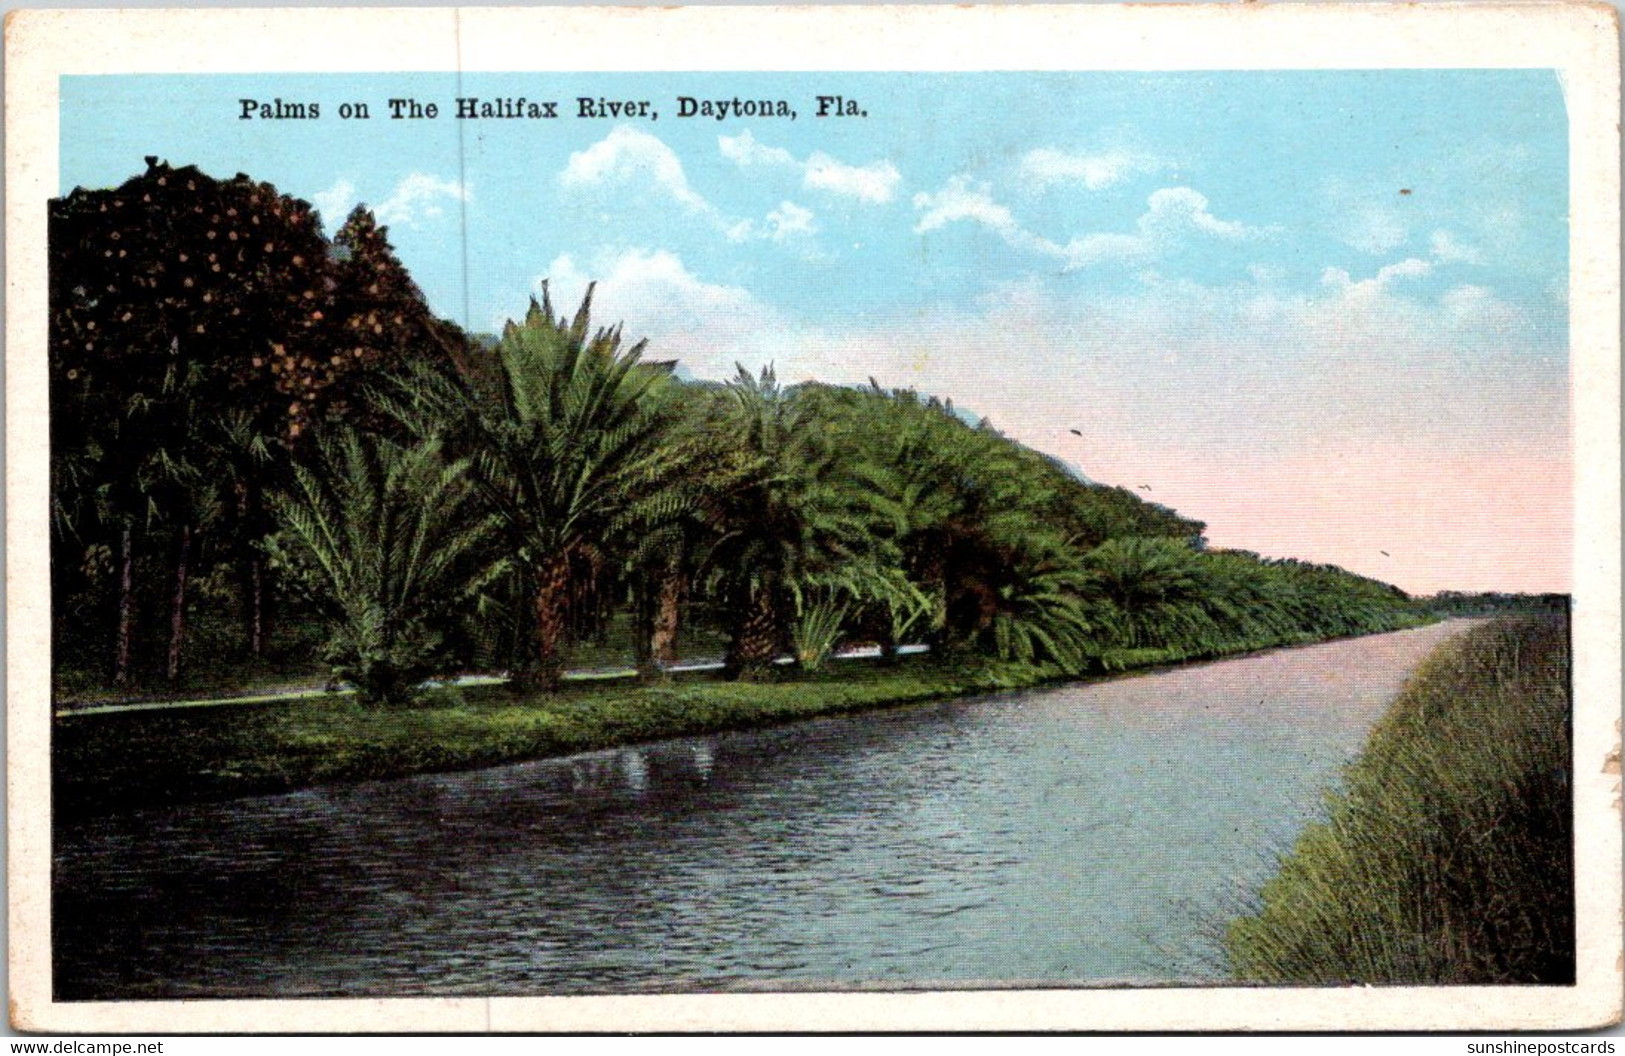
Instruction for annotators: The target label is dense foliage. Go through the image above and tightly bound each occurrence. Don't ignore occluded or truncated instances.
[50,159,467,694]
[1226,616,1574,983]
[52,161,1426,706]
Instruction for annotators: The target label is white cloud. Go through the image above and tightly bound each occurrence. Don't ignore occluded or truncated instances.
[561,126,711,213]
[527,246,929,383]
[802,153,902,203]
[912,176,1064,257]
[913,176,1017,235]
[1143,187,1251,239]
[1321,177,1413,256]
[720,201,819,245]
[1342,206,1409,254]
[719,130,901,204]
[561,127,819,247]
[912,179,1263,270]
[372,173,470,228]
[1319,257,1432,298]
[312,174,469,230]
[1334,204,1492,264]
[1439,283,1495,323]
[312,179,358,229]
[1429,228,1484,265]
[1438,283,1525,332]
[1378,257,1433,282]
[764,201,817,242]
[1063,231,1151,267]
[533,248,793,372]
[1062,187,1263,269]
[1018,147,1161,192]
[718,129,797,169]
[1311,228,1481,310]
[544,248,757,316]
[721,219,755,244]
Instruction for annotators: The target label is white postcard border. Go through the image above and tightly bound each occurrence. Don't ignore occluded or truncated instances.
[6,3,1620,1033]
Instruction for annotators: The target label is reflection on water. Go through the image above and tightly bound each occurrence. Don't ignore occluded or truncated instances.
[54,621,1470,999]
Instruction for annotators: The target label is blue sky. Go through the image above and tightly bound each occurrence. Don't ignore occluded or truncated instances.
[60,71,1571,592]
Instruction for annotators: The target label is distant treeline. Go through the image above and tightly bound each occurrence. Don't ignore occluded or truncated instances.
[1415,592,1571,618]
[52,160,1426,706]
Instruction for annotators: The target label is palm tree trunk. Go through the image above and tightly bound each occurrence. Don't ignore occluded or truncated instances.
[592,591,611,647]
[878,625,900,665]
[114,522,134,687]
[241,480,266,657]
[166,524,192,683]
[532,550,572,691]
[636,555,685,682]
[633,576,654,678]
[920,554,950,651]
[727,584,779,681]
[651,556,685,667]
[505,566,535,687]
[247,553,265,657]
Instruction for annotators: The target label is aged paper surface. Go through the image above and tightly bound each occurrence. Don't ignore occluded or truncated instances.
[6,2,1621,1033]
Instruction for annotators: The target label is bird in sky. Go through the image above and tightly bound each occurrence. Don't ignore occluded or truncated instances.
[1069,428,1082,436]
[1138,484,1153,491]
[1380,550,1391,556]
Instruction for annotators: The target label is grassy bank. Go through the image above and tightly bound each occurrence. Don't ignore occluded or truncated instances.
[53,655,1059,818]
[54,614,1436,819]
[1225,615,1573,985]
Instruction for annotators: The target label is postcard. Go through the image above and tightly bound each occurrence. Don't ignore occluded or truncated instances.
[5,2,1621,1034]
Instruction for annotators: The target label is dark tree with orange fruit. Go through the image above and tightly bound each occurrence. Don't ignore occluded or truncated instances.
[49,158,457,686]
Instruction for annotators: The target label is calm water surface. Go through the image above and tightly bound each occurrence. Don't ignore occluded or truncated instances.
[55,621,1471,998]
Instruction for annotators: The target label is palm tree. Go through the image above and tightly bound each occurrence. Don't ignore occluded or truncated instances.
[700,366,873,680]
[268,427,501,707]
[1082,535,1214,650]
[832,387,972,658]
[208,408,283,659]
[794,380,1100,668]
[391,283,688,691]
[618,382,760,679]
[55,358,216,687]
[987,558,1098,670]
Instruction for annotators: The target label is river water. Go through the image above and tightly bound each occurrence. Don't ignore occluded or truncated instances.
[53,620,1470,999]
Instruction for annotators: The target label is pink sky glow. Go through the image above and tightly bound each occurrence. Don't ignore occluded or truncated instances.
[1008,429,1574,597]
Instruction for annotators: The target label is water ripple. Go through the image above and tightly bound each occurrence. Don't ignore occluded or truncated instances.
[54,623,1469,998]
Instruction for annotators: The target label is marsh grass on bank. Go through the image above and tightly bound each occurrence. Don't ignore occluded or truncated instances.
[1225,615,1573,985]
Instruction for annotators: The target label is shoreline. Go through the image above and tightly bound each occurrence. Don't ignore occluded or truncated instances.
[53,618,1442,819]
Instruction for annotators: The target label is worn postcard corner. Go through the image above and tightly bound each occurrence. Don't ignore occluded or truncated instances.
[5,1,1622,1035]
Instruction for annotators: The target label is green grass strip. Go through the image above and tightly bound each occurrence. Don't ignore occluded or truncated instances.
[53,619,1433,818]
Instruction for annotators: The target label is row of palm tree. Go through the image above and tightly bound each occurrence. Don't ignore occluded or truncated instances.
[50,163,1423,706]
[265,286,1419,706]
